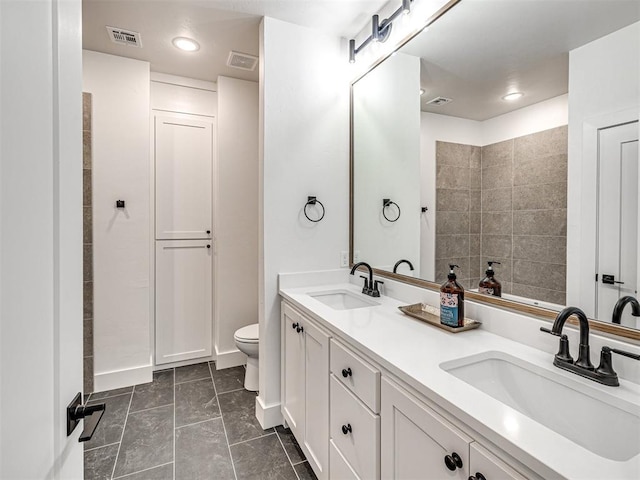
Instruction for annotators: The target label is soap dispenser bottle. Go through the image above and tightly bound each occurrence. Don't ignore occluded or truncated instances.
[440,264,464,327]
[479,261,502,297]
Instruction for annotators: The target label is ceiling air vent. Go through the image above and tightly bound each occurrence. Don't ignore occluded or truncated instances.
[227,51,258,71]
[106,26,142,48]
[425,96,453,106]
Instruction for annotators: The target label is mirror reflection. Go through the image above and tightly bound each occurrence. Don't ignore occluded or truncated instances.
[351,0,640,329]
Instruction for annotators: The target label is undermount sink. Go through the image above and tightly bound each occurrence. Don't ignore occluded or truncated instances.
[441,351,640,461]
[308,289,379,310]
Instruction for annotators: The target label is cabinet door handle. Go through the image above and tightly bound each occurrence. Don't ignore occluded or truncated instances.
[341,368,352,378]
[206,244,211,249]
[341,423,352,435]
[206,230,211,234]
[469,473,486,480]
[444,452,463,471]
[296,325,304,333]
[292,322,299,330]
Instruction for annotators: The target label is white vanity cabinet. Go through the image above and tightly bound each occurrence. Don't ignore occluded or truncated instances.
[381,377,473,479]
[281,302,330,480]
[468,443,528,480]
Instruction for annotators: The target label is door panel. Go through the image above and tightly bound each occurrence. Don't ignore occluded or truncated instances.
[155,240,213,364]
[469,443,527,480]
[597,121,639,327]
[155,114,213,239]
[282,304,305,438]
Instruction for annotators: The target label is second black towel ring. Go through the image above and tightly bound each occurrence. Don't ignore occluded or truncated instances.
[304,196,325,222]
[382,199,401,222]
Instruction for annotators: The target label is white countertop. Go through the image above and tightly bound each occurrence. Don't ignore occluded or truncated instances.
[280,281,640,480]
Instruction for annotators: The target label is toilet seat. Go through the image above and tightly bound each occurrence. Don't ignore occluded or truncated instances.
[234,323,259,343]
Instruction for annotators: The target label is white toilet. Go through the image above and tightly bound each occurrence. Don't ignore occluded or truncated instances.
[234,323,259,391]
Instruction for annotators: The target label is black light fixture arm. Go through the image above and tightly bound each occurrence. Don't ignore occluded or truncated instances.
[349,0,413,63]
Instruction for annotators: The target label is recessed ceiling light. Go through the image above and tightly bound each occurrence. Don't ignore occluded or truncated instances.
[172,37,199,52]
[502,92,524,101]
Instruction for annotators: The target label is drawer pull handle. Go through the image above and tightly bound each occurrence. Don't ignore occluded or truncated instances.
[444,452,463,471]
[297,325,304,333]
[341,424,352,435]
[341,368,352,378]
[469,474,486,480]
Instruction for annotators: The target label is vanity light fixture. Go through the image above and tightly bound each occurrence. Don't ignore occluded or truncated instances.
[349,0,413,63]
[502,91,524,101]
[172,37,200,52]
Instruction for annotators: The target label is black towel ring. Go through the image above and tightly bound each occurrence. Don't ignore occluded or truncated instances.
[382,199,401,222]
[304,196,325,222]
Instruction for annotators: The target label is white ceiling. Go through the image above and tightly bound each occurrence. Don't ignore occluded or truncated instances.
[398,0,640,120]
[82,0,389,83]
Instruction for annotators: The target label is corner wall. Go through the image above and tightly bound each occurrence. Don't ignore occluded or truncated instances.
[259,17,349,427]
[83,50,152,390]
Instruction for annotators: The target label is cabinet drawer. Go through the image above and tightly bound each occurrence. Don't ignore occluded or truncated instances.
[330,339,380,413]
[330,439,360,480]
[330,375,380,480]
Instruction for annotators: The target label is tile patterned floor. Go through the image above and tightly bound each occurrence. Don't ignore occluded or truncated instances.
[84,362,317,480]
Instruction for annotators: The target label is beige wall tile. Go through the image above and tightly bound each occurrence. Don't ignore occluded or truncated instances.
[481,187,512,212]
[513,209,566,236]
[514,125,567,159]
[482,163,513,190]
[436,211,469,235]
[481,139,513,167]
[436,235,470,259]
[83,281,93,319]
[469,189,481,212]
[512,235,566,264]
[470,146,481,169]
[436,141,478,167]
[436,164,470,189]
[512,259,566,289]
[436,257,470,283]
[83,168,92,206]
[83,206,92,244]
[469,255,483,279]
[482,212,512,235]
[437,189,470,212]
[84,355,93,394]
[513,182,567,210]
[84,318,93,357]
[481,234,512,258]
[83,244,93,281]
[82,92,92,132]
[511,282,566,306]
[469,234,480,257]
[470,167,481,190]
[470,212,481,234]
[83,131,92,169]
[513,154,567,186]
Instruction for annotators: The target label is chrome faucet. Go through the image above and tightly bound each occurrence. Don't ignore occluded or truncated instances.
[612,296,640,324]
[393,259,414,273]
[541,306,640,386]
[350,262,383,297]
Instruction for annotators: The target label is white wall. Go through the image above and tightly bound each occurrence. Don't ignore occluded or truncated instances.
[353,53,421,273]
[566,22,640,315]
[216,76,259,368]
[420,94,569,278]
[83,50,152,390]
[259,17,349,427]
[150,72,218,115]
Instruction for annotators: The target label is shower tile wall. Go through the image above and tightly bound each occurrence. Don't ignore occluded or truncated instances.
[435,142,482,287]
[83,92,94,394]
[436,126,567,305]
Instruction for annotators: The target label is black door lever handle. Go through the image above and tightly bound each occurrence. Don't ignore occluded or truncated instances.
[67,392,106,442]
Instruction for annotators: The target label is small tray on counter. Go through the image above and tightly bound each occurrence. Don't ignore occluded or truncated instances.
[398,303,481,333]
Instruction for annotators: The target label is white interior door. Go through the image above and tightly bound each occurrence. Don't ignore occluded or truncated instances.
[597,121,639,327]
[156,239,213,364]
[155,114,213,239]
[0,0,84,477]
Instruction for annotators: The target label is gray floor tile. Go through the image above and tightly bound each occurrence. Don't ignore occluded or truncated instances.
[294,462,318,480]
[175,378,220,427]
[175,418,234,480]
[275,425,306,465]
[231,434,297,480]
[130,370,174,413]
[90,386,133,401]
[114,463,173,479]
[212,365,245,394]
[113,405,173,478]
[175,362,211,384]
[85,393,131,450]
[218,389,273,444]
[84,443,118,480]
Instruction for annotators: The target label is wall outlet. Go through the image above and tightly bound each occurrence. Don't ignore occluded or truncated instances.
[340,251,349,267]
[354,250,361,263]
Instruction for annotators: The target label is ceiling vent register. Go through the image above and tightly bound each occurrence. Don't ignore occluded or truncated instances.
[227,51,258,71]
[425,96,453,106]
[106,26,142,48]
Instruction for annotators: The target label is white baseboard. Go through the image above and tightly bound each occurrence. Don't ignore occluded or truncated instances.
[94,363,153,392]
[255,395,282,429]
[214,346,246,370]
